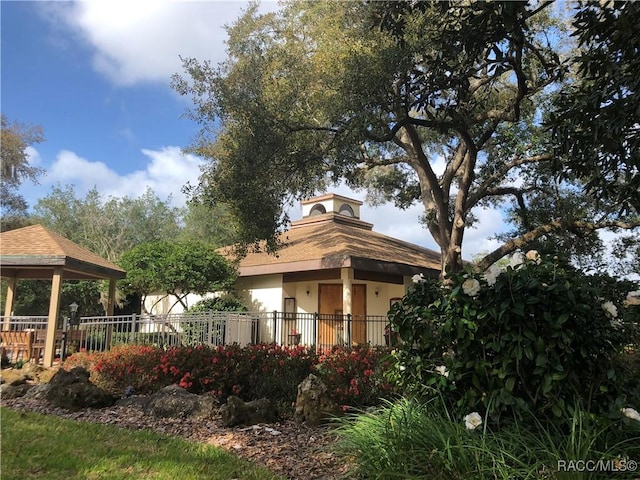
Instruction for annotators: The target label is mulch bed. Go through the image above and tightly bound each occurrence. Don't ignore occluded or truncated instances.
[1,396,355,480]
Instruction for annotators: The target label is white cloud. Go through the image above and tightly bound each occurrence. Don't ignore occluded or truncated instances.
[43,1,278,86]
[27,146,202,208]
[25,146,42,167]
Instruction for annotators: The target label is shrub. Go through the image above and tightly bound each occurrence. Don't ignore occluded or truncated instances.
[314,345,397,408]
[387,252,640,424]
[65,343,318,404]
[187,296,248,312]
[63,343,395,408]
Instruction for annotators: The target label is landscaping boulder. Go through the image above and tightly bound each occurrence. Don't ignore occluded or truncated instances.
[0,375,35,399]
[142,384,217,419]
[293,373,341,426]
[220,395,278,427]
[45,366,116,411]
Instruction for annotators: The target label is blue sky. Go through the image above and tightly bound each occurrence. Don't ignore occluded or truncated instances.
[1,0,509,259]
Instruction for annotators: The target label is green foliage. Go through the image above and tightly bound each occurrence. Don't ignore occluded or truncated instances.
[187,296,248,312]
[178,199,239,248]
[173,1,589,271]
[0,115,45,231]
[33,185,183,263]
[334,397,640,479]
[65,344,317,404]
[1,279,104,317]
[550,1,640,213]
[387,253,640,423]
[118,240,237,313]
[64,343,394,408]
[314,345,396,408]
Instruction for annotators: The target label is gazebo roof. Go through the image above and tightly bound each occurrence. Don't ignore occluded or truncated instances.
[0,224,126,280]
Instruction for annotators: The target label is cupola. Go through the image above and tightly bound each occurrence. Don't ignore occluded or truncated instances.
[291,193,373,230]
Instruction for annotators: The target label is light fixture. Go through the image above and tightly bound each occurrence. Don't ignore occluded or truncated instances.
[306,288,310,297]
[375,288,379,298]
[69,302,79,326]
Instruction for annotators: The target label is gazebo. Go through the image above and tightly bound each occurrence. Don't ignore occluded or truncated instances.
[0,224,126,367]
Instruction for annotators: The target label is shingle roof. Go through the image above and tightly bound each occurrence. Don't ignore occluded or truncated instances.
[0,224,126,280]
[229,213,441,277]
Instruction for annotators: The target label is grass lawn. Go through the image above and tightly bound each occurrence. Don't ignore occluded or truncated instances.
[0,407,284,480]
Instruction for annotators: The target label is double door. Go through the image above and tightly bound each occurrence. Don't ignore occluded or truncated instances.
[318,283,366,349]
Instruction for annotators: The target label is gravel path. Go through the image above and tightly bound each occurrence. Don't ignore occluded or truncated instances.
[1,396,354,480]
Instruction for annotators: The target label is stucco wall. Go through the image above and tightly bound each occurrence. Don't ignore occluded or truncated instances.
[235,274,284,312]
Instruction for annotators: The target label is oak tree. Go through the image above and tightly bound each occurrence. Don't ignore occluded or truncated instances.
[0,115,44,231]
[173,1,638,274]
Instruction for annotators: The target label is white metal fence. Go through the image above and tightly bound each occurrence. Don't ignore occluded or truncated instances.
[1,311,391,360]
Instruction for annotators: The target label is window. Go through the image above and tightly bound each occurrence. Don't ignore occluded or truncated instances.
[309,204,326,216]
[338,204,354,217]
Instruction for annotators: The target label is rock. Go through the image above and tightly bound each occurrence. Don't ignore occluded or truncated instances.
[220,395,278,427]
[44,366,116,411]
[0,382,34,399]
[23,383,52,400]
[9,374,32,386]
[293,374,341,426]
[142,384,217,419]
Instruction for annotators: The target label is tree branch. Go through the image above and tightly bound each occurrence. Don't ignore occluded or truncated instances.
[467,152,553,209]
[475,219,640,272]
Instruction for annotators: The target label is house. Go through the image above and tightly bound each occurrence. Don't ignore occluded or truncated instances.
[146,193,442,348]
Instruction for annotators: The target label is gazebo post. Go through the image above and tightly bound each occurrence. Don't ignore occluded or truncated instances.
[43,267,64,368]
[3,276,17,330]
[107,279,117,316]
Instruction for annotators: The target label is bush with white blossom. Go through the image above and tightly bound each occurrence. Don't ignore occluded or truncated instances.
[387,251,640,423]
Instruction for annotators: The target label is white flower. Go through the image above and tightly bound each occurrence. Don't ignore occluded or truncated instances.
[483,264,502,286]
[509,252,526,269]
[525,250,541,264]
[462,278,481,297]
[625,290,640,306]
[398,365,406,371]
[602,301,618,318]
[412,273,425,283]
[435,365,449,378]
[463,412,483,430]
[621,407,640,422]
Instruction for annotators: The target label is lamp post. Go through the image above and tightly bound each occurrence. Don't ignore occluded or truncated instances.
[69,302,79,326]
[61,302,79,362]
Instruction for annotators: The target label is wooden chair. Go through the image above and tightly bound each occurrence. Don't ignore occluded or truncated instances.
[31,330,69,363]
[0,331,33,363]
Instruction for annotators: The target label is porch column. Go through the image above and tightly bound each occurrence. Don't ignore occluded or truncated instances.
[107,278,117,315]
[341,267,354,315]
[3,276,17,330]
[43,267,64,368]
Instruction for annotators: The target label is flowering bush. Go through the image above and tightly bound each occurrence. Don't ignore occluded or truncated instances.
[65,345,166,393]
[314,345,396,407]
[65,343,316,401]
[387,252,640,423]
[63,343,393,407]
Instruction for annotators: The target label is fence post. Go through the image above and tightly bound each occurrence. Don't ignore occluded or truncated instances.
[273,311,278,345]
[129,313,137,344]
[313,312,318,352]
[346,313,352,348]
